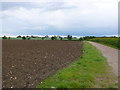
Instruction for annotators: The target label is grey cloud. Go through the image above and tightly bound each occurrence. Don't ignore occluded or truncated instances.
[2,2,77,11]
[42,2,77,11]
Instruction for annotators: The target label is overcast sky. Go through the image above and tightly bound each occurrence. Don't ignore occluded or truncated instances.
[0,0,119,36]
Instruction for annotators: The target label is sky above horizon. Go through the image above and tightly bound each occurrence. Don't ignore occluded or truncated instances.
[0,0,119,36]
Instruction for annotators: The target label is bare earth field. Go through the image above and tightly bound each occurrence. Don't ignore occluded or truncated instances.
[2,40,83,88]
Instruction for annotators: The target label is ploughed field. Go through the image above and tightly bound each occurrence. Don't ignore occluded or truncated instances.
[2,40,83,88]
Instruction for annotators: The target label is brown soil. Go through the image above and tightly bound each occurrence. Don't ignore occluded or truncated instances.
[2,40,83,88]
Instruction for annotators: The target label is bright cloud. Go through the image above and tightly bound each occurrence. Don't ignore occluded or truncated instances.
[0,0,119,36]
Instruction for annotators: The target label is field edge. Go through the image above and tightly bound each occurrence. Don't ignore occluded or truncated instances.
[37,41,118,88]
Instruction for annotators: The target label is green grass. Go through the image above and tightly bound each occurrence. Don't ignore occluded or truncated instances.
[9,37,22,40]
[89,37,120,50]
[0,37,22,40]
[37,42,117,88]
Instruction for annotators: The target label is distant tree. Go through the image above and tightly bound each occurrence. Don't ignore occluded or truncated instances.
[31,35,36,38]
[79,37,83,41]
[51,36,55,40]
[22,36,26,40]
[110,36,116,38]
[45,35,49,38]
[42,37,45,40]
[67,35,72,40]
[26,36,30,40]
[31,35,33,38]
[51,36,56,40]
[8,37,11,39]
[54,36,57,40]
[2,35,7,39]
[17,35,21,38]
[28,37,31,40]
[82,36,96,41]
[59,37,63,40]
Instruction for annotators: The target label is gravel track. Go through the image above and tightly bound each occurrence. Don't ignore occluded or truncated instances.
[88,41,119,77]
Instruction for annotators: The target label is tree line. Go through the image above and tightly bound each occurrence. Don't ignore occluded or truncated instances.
[2,35,96,41]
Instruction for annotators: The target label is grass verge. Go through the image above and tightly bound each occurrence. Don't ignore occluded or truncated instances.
[90,41,119,50]
[37,41,118,88]
[89,37,120,50]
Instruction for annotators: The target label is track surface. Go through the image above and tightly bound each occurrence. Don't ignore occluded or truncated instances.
[88,41,119,77]
[2,40,83,88]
